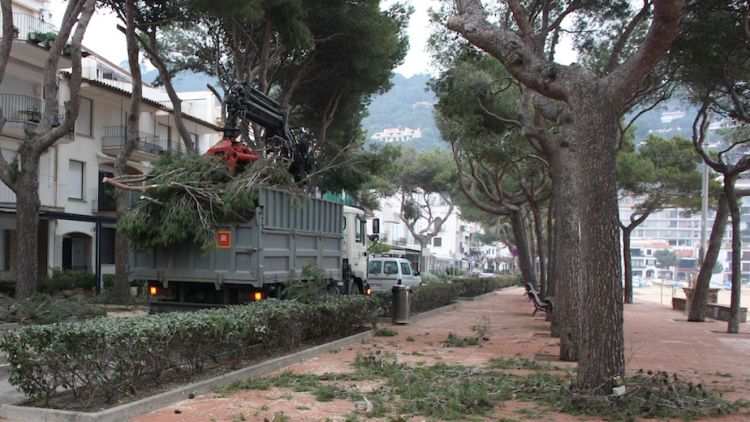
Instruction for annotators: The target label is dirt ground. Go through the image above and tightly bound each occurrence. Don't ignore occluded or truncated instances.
[133,287,750,422]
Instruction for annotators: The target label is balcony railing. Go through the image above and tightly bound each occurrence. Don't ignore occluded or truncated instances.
[2,12,58,42]
[0,93,42,124]
[0,93,65,129]
[101,126,166,155]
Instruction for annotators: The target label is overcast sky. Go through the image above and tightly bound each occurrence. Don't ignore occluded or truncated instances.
[49,0,574,77]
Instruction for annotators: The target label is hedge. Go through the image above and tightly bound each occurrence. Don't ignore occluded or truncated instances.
[0,296,377,407]
[453,275,521,297]
[374,276,521,317]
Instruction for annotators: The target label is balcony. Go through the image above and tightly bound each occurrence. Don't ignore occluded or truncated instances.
[0,93,42,125]
[101,126,166,161]
[1,13,71,67]
[7,12,57,41]
[0,93,66,138]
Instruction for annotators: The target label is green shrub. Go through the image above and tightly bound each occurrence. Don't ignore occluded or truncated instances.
[0,296,377,406]
[39,268,96,293]
[0,279,14,296]
[453,276,520,297]
[420,272,441,284]
[0,294,105,324]
[373,282,461,317]
[373,291,392,316]
[410,283,461,313]
[103,274,115,289]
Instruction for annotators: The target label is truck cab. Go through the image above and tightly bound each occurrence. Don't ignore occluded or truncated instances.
[341,205,369,294]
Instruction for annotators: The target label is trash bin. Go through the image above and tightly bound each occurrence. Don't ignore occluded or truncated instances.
[391,285,410,324]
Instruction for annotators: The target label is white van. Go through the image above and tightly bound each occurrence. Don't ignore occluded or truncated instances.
[367,257,421,292]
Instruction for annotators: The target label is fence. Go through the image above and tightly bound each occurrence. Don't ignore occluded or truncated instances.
[0,93,42,124]
[101,126,166,155]
[3,12,58,41]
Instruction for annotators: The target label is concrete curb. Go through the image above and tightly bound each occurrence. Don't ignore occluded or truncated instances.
[0,330,375,422]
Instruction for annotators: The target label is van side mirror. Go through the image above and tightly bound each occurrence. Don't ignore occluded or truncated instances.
[414,271,420,276]
[372,218,380,234]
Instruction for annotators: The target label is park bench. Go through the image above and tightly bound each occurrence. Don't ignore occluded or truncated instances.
[524,283,552,317]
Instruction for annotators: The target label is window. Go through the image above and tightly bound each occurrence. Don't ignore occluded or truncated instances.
[157,124,171,150]
[76,97,92,136]
[68,160,84,199]
[400,262,411,275]
[433,237,442,247]
[384,261,398,275]
[355,217,362,243]
[368,261,382,275]
[100,227,116,265]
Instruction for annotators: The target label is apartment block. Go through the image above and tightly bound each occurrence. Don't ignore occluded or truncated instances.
[0,0,221,285]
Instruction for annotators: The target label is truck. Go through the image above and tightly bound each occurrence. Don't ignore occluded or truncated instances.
[133,188,373,312]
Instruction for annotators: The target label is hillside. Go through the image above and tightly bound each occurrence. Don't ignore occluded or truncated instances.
[362,73,444,151]
[138,65,702,150]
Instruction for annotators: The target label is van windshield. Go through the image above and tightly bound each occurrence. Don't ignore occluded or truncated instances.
[368,261,382,274]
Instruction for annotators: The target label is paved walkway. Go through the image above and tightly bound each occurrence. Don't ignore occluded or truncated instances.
[132,287,750,421]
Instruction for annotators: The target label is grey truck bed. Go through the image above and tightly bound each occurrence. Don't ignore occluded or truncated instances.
[131,188,344,288]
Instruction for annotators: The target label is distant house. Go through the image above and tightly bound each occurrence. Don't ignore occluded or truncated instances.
[371,127,422,143]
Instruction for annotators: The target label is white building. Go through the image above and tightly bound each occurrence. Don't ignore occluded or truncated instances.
[619,175,750,284]
[0,1,221,285]
[368,192,497,274]
[370,127,422,143]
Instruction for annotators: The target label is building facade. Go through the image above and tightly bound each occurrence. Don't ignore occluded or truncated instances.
[0,1,221,285]
[368,192,500,275]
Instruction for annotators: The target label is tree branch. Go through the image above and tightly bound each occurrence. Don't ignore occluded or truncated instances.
[36,0,97,151]
[691,102,725,173]
[605,0,652,73]
[605,0,684,106]
[448,0,570,100]
[139,29,197,153]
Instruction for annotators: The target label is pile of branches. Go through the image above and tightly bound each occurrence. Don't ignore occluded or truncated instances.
[536,370,748,420]
[111,153,300,251]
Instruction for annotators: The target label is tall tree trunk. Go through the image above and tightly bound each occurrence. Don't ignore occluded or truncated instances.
[688,194,728,321]
[418,239,428,274]
[725,177,742,333]
[113,193,131,299]
[622,226,634,304]
[510,208,536,287]
[529,200,547,297]
[549,147,581,362]
[111,0,142,301]
[573,94,623,392]
[545,195,555,299]
[15,152,41,299]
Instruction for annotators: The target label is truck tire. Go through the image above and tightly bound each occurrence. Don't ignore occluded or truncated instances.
[349,281,362,295]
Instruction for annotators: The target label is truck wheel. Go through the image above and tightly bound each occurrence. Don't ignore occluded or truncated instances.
[327,285,340,295]
[349,281,362,295]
